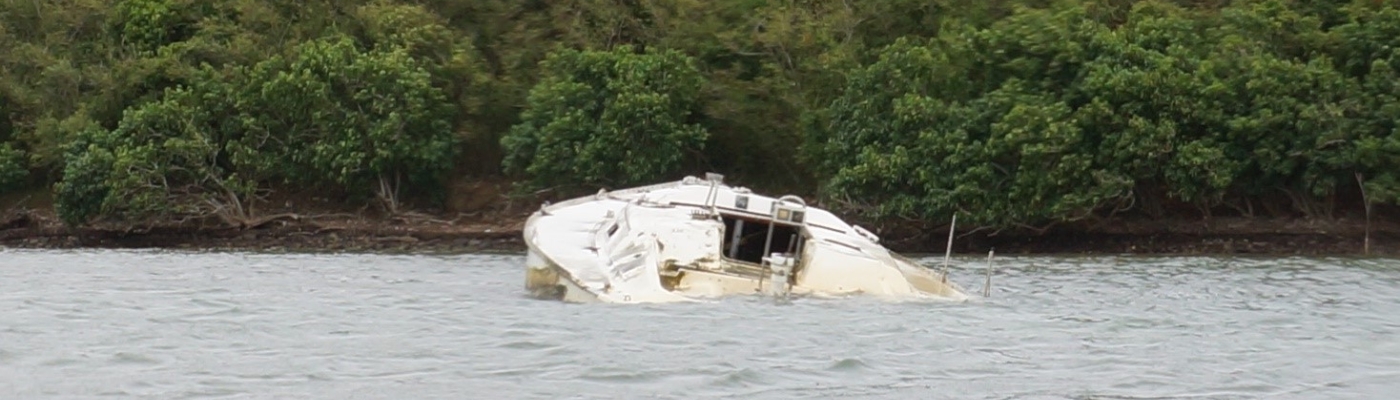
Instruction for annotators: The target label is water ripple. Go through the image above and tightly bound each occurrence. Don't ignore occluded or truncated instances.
[1,250,1399,399]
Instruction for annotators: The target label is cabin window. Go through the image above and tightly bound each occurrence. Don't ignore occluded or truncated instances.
[720,215,803,264]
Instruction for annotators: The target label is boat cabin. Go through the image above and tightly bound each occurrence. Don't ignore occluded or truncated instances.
[710,192,810,287]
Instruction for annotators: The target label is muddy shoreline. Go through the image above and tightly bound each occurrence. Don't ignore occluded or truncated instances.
[0,210,524,254]
[3,208,1395,256]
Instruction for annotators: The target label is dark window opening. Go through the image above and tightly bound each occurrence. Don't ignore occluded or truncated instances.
[721,215,802,264]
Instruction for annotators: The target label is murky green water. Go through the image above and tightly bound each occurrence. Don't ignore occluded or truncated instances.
[2,249,1397,399]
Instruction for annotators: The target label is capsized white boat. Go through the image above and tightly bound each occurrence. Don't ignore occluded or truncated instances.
[522,173,970,303]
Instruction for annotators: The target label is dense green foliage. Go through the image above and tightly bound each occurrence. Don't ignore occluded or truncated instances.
[2,0,1399,230]
[53,36,455,225]
[0,143,25,192]
[808,2,1372,225]
[502,46,707,190]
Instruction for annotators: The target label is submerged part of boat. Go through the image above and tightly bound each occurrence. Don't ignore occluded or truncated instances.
[522,173,969,303]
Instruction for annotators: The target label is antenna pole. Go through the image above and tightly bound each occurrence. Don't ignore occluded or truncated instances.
[983,249,995,297]
[941,213,956,282]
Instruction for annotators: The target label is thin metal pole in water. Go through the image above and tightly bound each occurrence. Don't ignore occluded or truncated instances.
[983,249,995,297]
[941,214,957,282]
[759,218,778,293]
[757,259,766,293]
[761,222,777,262]
[1357,172,1372,255]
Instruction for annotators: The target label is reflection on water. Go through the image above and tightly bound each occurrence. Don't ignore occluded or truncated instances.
[2,250,1398,399]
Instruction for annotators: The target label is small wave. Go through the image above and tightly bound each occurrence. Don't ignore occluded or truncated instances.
[578,367,665,383]
[38,357,80,367]
[1049,315,1111,323]
[704,338,745,347]
[481,366,538,377]
[709,367,767,388]
[109,352,160,365]
[498,340,558,350]
[826,357,870,372]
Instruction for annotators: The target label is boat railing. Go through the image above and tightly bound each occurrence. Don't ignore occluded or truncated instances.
[762,195,808,257]
[538,177,708,213]
[755,194,809,291]
[852,225,880,243]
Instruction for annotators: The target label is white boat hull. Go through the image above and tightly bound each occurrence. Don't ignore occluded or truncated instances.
[521,175,969,304]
